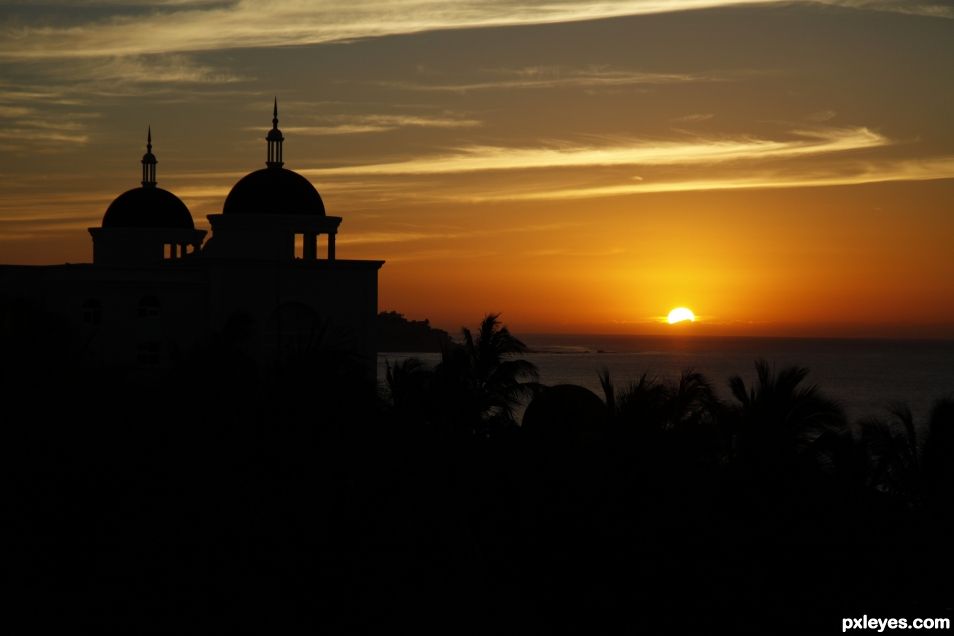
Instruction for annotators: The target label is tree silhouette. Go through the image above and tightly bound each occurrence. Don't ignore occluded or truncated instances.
[462,313,539,420]
[859,402,922,504]
[433,313,539,434]
[385,356,433,421]
[727,359,847,475]
[599,369,669,430]
[917,398,954,511]
[599,368,721,436]
[382,313,539,436]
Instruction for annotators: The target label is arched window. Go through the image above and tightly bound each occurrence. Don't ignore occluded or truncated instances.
[81,298,102,325]
[138,296,160,318]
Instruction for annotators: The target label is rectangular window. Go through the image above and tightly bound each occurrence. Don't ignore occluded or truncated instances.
[137,342,160,365]
[82,299,102,325]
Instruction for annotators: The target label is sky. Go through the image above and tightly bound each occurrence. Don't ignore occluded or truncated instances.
[1,0,954,337]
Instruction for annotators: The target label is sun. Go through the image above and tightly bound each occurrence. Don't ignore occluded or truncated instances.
[667,307,696,324]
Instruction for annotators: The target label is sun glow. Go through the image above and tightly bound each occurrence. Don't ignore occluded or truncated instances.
[667,307,696,324]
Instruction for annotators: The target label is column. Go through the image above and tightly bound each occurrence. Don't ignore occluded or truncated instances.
[327,232,336,261]
[303,232,317,260]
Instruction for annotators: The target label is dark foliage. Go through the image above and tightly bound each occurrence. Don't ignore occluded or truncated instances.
[387,313,539,437]
[5,309,953,633]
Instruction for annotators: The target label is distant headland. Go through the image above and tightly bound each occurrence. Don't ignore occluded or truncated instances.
[377,310,453,352]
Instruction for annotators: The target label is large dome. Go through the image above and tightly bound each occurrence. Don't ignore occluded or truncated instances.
[223,167,326,216]
[102,186,195,229]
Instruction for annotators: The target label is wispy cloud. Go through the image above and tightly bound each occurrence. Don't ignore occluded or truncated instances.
[291,127,954,203]
[0,128,89,144]
[0,192,114,238]
[0,89,99,151]
[66,54,244,85]
[0,53,244,154]
[0,111,94,148]
[336,231,441,245]
[1,54,247,98]
[1,1,948,63]
[670,113,716,123]
[269,114,482,136]
[0,83,85,107]
[375,66,719,92]
[463,156,954,201]
[0,105,33,118]
[336,220,581,246]
[819,1,954,18]
[7,1,234,6]
[302,127,887,177]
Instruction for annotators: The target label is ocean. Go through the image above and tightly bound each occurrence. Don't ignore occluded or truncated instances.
[379,335,954,424]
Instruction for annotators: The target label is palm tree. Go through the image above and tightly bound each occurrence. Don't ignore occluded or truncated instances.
[727,359,847,472]
[597,368,726,470]
[385,356,433,416]
[599,368,720,432]
[600,369,668,430]
[921,397,954,506]
[850,397,954,510]
[859,403,921,503]
[667,369,722,430]
[435,313,539,433]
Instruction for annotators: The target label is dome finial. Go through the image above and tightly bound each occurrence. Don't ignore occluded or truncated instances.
[266,97,285,169]
[142,125,157,187]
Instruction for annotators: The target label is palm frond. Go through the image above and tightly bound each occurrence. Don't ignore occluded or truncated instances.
[597,367,615,412]
[728,374,750,407]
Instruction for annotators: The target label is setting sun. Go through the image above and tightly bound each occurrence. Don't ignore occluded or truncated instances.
[667,307,696,324]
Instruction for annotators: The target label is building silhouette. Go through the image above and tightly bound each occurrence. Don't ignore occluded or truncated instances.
[0,101,383,375]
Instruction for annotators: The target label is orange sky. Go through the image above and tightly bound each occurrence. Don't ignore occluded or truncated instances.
[2,1,953,337]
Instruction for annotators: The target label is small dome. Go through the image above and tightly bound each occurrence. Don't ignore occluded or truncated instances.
[223,167,325,216]
[102,186,195,229]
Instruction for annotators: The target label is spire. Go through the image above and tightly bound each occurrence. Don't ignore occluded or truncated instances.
[266,97,284,169]
[141,125,157,187]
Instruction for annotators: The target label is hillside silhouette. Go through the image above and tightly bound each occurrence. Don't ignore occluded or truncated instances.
[377,310,453,352]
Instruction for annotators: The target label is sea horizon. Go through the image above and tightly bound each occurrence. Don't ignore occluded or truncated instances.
[380,333,954,424]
